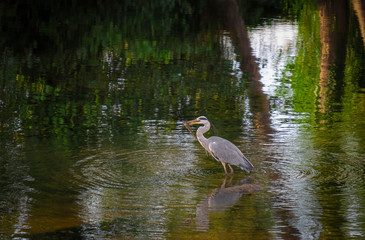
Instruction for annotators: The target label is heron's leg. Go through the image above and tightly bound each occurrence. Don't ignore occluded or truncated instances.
[221,162,228,175]
[228,164,234,174]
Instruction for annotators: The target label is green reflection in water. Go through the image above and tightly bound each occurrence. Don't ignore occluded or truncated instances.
[279,0,365,239]
[0,0,365,239]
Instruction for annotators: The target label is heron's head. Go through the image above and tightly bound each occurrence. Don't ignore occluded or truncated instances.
[187,116,209,125]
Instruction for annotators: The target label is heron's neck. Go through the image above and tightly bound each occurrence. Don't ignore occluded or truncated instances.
[196,123,210,150]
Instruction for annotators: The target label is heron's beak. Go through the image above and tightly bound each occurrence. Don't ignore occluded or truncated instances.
[187,119,200,125]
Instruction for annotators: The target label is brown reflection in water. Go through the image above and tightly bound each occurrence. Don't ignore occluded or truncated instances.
[352,0,365,47]
[222,0,275,137]
[220,1,302,237]
[196,176,261,231]
[318,0,348,113]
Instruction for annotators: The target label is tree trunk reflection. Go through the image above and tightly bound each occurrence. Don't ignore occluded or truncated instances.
[318,0,347,114]
[222,0,275,137]
[352,0,365,47]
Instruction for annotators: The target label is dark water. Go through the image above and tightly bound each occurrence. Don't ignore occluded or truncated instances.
[1,0,365,239]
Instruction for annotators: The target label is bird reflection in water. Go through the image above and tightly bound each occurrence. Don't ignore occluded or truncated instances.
[196,176,262,231]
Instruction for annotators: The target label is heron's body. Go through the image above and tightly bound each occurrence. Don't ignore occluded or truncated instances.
[187,116,254,175]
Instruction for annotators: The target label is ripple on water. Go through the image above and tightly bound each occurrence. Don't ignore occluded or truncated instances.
[70,150,129,190]
[291,164,319,181]
[67,146,211,230]
[68,146,208,193]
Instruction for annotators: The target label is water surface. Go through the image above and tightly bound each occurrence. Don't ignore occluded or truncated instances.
[1,1,365,239]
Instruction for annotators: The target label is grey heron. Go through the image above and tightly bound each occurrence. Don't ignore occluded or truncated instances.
[186,116,254,175]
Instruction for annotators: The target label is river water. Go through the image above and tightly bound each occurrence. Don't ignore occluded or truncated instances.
[1,1,365,239]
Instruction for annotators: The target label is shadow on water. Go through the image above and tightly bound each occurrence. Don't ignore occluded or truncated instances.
[196,175,262,232]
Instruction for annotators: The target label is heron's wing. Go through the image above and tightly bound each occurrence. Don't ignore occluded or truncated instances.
[208,136,254,172]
